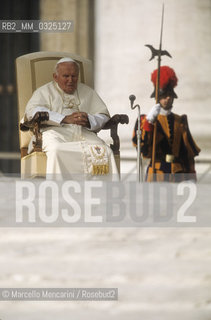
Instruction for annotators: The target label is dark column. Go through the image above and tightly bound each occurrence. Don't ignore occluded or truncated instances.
[0,0,40,174]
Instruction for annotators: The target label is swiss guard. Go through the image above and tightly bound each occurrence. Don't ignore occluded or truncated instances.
[132,66,201,182]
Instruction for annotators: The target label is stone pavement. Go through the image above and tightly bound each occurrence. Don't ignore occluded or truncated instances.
[0,228,211,320]
[0,177,211,320]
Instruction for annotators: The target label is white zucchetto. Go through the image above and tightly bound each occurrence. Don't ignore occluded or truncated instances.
[56,57,76,65]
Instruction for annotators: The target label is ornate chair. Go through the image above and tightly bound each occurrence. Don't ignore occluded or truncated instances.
[16,51,129,178]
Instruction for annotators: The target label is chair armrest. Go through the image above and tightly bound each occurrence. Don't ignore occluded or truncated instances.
[102,114,129,155]
[102,114,129,129]
[20,112,49,131]
[20,112,49,152]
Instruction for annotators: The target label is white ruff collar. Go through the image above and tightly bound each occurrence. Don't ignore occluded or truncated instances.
[160,107,172,116]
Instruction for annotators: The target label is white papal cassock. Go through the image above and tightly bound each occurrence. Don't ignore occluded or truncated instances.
[25,81,118,179]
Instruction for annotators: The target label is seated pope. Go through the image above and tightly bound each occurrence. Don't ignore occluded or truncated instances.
[24,57,118,179]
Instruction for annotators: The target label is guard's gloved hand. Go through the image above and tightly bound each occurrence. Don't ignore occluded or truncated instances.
[146,103,161,124]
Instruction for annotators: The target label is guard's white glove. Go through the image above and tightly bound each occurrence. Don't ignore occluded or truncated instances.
[146,103,161,124]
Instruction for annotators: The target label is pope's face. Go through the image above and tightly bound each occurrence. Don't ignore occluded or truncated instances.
[159,92,174,110]
[53,62,79,94]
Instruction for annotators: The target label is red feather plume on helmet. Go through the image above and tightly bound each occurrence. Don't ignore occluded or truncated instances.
[151,66,178,89]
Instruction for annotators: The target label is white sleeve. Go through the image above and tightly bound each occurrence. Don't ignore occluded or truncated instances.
[87,113,110,132]
[26,106,65,126]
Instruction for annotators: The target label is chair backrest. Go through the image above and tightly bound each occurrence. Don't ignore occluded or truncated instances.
[16,51,93,150]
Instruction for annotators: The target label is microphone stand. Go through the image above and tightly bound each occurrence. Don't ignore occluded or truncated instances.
[129,95,143,182]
